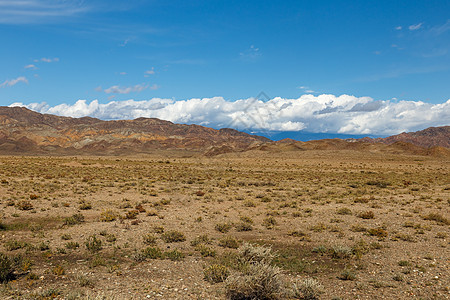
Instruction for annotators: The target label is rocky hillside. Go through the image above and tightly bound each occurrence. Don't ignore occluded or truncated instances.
[361,126,450,148]
[0,106,270,155]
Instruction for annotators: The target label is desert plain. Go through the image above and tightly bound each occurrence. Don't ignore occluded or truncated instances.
[0,149,448,299]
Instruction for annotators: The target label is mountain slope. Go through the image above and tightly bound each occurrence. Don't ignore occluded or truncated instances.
[0,106,269,155]
[361,126,450,148]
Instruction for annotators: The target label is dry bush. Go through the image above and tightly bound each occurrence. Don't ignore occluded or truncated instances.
[292,278,324,300]
[225,262,284,300]
[238,243,274,265]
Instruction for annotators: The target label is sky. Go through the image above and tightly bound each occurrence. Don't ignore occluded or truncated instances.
[1,0,449,137]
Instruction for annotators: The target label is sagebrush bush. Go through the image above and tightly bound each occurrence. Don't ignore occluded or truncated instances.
[292,278,324,300]
[238,243,274,265]
[330,245,353,259]
[225,262,284,300]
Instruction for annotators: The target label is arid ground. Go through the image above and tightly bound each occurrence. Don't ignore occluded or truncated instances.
[0,150,448,299]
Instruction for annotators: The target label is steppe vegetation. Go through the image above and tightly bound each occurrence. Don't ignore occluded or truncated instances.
[0,150,448,299]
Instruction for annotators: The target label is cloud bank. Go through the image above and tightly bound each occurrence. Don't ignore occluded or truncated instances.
[10,95,450,135]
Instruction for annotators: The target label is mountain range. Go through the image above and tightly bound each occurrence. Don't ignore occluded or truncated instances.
[0,106,448,156]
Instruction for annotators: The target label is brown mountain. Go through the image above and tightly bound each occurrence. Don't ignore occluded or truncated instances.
[360,126,450,148]
[0,106,270,155]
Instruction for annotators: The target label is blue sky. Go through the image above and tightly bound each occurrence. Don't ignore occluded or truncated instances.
[1,0,449,136]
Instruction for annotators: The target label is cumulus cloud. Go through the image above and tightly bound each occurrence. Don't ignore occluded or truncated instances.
[0,76,28,88]
[9,95,450,136]
[103,83,157,94]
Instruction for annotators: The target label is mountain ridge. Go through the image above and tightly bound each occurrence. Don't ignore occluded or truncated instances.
[0,106,448,156]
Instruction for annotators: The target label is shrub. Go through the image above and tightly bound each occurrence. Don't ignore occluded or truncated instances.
[16,200,33,211]
[190,234,212,247]
[164,249,185,261]
[65,242,80,250]
[238,243,274,265]
[235,222,253,232]
[196,245,216,257]
[358,211,375,219]
[161,230,186,243]
[330,245,353,259]
[79,201,92,210]
[85,235,102,253]
[336,207,352,215]
[142,247,163,259]
[338,269,356,280]
[4,240,27,251]
[204,264,230,283]
[219,236,240,249]
[263,216,277,229]
[135,204,146,213]
[215,223,232,233]
[64,213,85,226]
[292,278,324,300]
[367,227,388,238]
[61,234,72,240]
[52,265,65,275]
[100,210,118,222]
[143,234,157,245]
[225,262,284,300]
[0,253,15,282]
[124,210,139,219]
[423,213,449,225]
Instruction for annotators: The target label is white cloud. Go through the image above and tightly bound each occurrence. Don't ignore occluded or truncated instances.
[144,68,155,77]
[9,95,450,136]
[409,23,423,31]
[24,64,37,69]
[395,26,402,30]
[0,76,28,88]
[34,57,59,63]
[0,0,89,24]
[104,83,155,94]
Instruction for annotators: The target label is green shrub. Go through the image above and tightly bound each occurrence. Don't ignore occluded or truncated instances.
[215,223,232,233]
[164,249,185,261]
[161,230,186,243]
[64,213,85,226]
[142,247,163,259]
[0,253,14,282]
[204,264,229,283]
[219,236,240,249]
[85,235,102,253]
[143,234,157,245]
[190,234,212,247]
